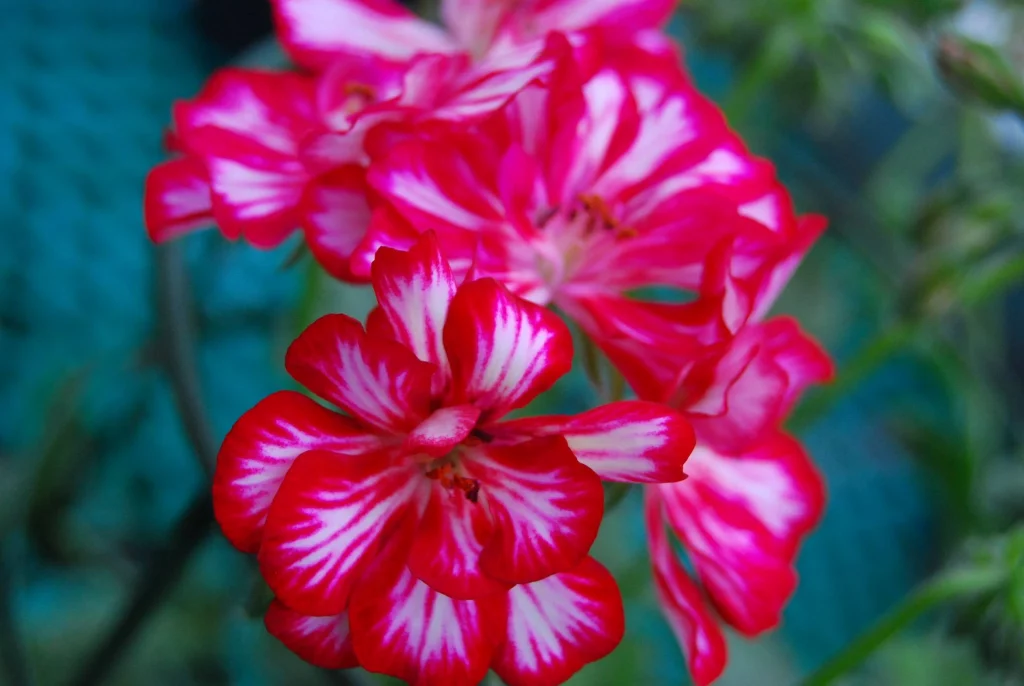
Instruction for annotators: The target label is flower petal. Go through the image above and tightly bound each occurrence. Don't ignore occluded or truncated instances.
[645,489,728,686]
[499,401,694,483]
[492,556,624,686]
[259,449,420,616]
[658,433,825,635]
[302,166,373,283]
[683,318,833,453]
[444,279,573,420]
[406,405,481,458]
[143,157,214,242]
[510,0,676,40]
[213,391,382,553]
[371,232,457,376]
[264,600,358,669]
[286,314,435,433]
[465,436,603,584]
[350,532,506,686]
[440,0,513,57]
[272,0,458,69]
[408,482,511,599]
[174,69,319,247]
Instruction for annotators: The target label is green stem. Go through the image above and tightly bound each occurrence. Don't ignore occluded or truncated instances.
[799,568,1005,686]
[0,545,32,686]
[155,243,219,478]
[788,323,916,432]
[67,244,219,686]
[67,491,214,686]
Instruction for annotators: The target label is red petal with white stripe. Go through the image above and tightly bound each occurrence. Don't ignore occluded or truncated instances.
[371,233,457,378]
[408,481,510,599]
[499,401,694,483]
[213,391,382,553]
[658,434,824,635]
[173,69,318,247]
[644,489,727,686]
[350,536,506,686]
[143,157,214,242]
[264,600,358,669]
[406,405,481,457]
[259,449,420,616]
[272,0,458,70]
[505,0,676,42]
[444,279,572,421]
[492,556,624,686]
[286,314,435,433]
[465,436,603,584]
[683,318,833,453]
[302,166,373,283]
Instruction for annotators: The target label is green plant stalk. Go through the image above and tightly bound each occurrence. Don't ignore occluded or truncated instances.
[67,491,214,686]
[155,243,219,478]
[800,567,1006,686]
[0,546,32,686]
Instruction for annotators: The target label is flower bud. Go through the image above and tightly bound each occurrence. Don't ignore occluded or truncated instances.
[936,35,1024,113]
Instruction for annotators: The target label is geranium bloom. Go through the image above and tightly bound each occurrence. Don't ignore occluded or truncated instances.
[358,30,822,380]
[144,0,675,278]
[584,239,833,685]
[272,0,677,68]
[265,525,625,685]
[214,233,694,674]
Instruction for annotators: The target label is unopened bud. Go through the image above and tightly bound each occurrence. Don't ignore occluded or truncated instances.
[936,35,1024,113]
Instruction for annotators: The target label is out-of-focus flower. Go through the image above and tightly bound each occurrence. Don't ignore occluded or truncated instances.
[271,0,677,67]
[360,30,821,382]
[266,529,625,686]
[145,0,677,278]
[214,233,693,676]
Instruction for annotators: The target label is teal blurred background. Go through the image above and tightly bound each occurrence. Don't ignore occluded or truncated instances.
[2,1,1023,684]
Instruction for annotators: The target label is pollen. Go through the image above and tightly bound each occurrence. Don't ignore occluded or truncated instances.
[425,463,481,504]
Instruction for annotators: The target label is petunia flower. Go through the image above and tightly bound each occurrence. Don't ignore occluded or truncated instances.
[214,232,694,615]
[266,526,625,686]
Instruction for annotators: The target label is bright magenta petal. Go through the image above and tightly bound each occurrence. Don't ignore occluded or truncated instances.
[683,318,833,452]
[512,0,675,40]
[371,233,457,378]
[406,405,481,457]
[213,391,382,553]
[143,157,213,242]
[444,279,572,420]
[273,0,457,70]
[285,314,435,433]
[492,556,624,686]
[265,600,358,669]
[173,69,318,247]
[467,436,603,584]
[659,434,825,635]
[645,489,727,686]
[350,538,506,686]
[258,449,419,616]
[303,166,373,283]
[501,401,694,483]
[408,483,511,599]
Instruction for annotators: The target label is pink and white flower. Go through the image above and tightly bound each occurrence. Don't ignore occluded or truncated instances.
[272,0,677,68]
[359,30,822,381]
[267,529,625,686]
[214,232,694,617]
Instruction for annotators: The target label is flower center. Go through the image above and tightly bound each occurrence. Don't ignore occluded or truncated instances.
[530,193,636,299]
[424,460,481,504]
[342,82,376,115]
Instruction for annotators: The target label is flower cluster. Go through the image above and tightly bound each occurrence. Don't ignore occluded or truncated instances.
[145,1,833,685]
